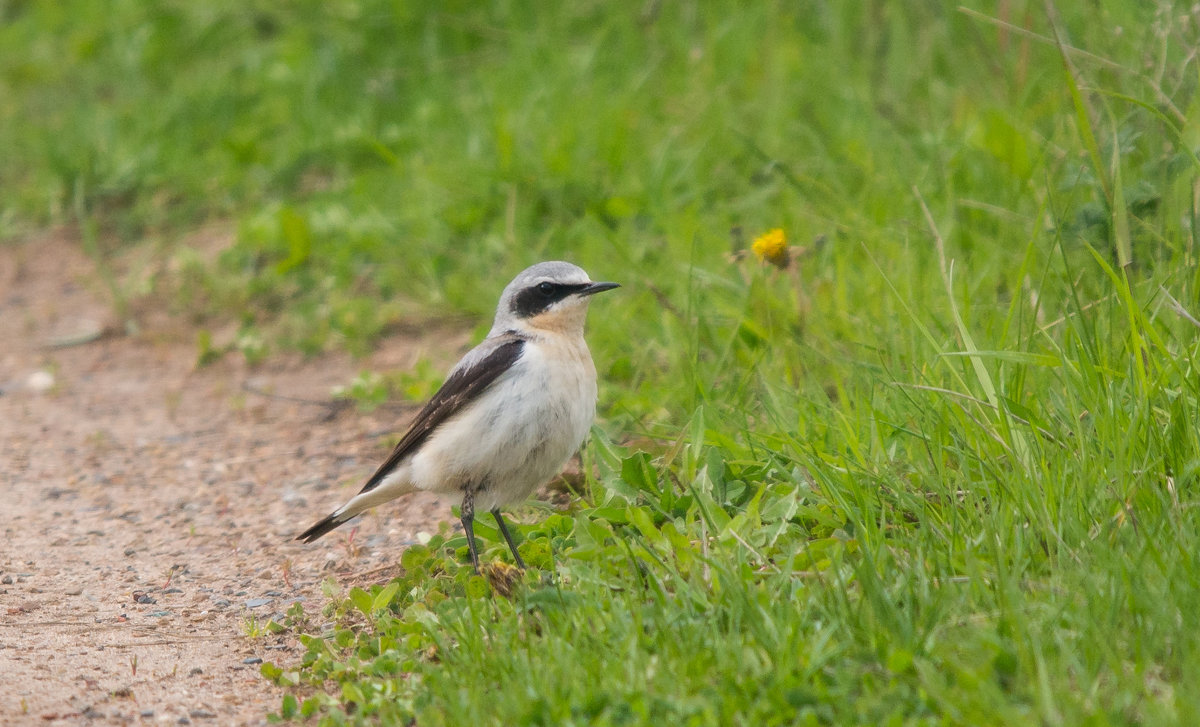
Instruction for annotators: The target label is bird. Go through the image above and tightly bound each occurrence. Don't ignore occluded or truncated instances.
[296,261,618,573]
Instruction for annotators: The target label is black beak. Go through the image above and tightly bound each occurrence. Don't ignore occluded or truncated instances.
[578,281,620,297]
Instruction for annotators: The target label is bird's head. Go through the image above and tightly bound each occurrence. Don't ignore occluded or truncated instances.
[491,261,618,336]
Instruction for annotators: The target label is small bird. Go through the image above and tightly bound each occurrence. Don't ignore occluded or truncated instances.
[296,261,618,572]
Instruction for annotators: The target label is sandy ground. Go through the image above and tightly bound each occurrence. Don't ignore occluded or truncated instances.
[0,234,468,725]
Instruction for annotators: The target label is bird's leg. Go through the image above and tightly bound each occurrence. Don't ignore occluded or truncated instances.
[460,488,481,574]
[491,509,527,570]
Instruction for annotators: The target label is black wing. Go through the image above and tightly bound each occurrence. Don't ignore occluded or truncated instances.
[355,335,526,495]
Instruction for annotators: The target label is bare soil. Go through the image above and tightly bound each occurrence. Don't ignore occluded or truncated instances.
[0,233,466,725]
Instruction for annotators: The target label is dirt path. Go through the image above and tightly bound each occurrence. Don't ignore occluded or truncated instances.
[0,235,463,725]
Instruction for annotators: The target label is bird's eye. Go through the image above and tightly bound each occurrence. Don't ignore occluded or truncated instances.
[537,282,555,296]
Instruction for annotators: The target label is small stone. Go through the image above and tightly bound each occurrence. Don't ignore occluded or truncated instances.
[177,718,191,725]
[242,657,262,665]
[26,370,54,393]
[1,576,11,585]
[244,598,273,609]
[65,587,82,596]
[124,548,136,557]
[189,667,203,676]
[281,490,306,508]
[163,588,183,594]
[189,710,216,719]
[135,594,157,605]
[212,599,230,608]
[140,710,154,718]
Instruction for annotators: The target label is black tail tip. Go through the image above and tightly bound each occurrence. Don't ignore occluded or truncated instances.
[295,513,346,543]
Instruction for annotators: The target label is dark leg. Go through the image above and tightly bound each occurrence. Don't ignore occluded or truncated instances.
[460,489,481,574]
[491,509,527,570]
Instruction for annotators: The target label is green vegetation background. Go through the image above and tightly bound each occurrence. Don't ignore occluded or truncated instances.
[4,1,1200,724]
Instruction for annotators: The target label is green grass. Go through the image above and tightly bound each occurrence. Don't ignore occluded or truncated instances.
[5,0,1200,724]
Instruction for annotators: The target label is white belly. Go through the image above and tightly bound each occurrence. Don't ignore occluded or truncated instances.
[405,339,596,511]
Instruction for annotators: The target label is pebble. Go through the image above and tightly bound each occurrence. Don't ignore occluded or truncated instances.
[65,587,82,596]
[280,490,306,508]
[124,548,136,557]
[189,709,216,719]
[164,587,183,594]
[244,598,273,609]
[189,667,203,676]
[242,657,262,665]
[1,576,11,585]
[135,594,157,605]
[26,370,55,393]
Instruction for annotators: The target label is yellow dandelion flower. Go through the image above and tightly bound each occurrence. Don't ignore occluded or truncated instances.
[751,228,789,268]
